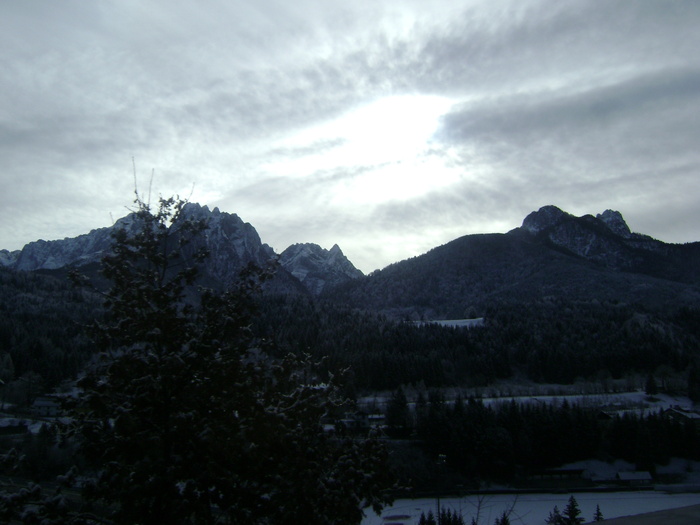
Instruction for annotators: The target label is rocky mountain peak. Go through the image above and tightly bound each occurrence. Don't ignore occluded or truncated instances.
[0,249,19,267]
[2,202,366,296]
[181,202,211,219]
[3,203,275,279]
[279,243,363,295]
[11,225,118,271]
[521,206,635,241]
[596,209,632,238]
[514,205,670,272]
[520,205,570,234]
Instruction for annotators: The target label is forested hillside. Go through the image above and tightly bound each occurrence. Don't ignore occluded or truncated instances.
[2,263,699,398]
[323,231,700,320]
[257,295,700,391]
[0,267,98,399]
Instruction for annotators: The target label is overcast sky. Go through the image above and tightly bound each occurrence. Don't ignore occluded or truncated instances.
[2,1,699,273]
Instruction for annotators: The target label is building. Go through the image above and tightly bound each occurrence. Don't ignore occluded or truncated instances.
[31,395,62,417]
[616,471,653,486]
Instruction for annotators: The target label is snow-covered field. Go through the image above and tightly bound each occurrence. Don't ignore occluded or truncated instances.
[413,319,485,329]
[356,389,700,524]
[362,491,700,525]
[358,388,695,417]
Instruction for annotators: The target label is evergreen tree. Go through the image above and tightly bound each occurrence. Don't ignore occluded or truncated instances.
[645,373,659,395]
[386,387,411,437]
[494,511,510,525]
[440,508,466,525]
[68,195,393,524]
[593,504,604,522]
[545,505,564,525]
[562,496,584,525]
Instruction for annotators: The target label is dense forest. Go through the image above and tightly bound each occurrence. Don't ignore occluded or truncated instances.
[385,393,700,489]
[2,267,700,400]
[0,267,99,403]
[256,294,700,392]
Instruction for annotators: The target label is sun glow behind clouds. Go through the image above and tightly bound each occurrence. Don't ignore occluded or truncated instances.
[265,94,459,204]
[329,94,453,162]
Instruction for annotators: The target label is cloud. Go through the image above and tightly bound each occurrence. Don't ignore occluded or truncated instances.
[1,0,700,272]
[440,66,700,140]
[433,64,700,202]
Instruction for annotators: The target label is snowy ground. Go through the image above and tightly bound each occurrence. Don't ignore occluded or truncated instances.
[362,491,700,525]
[356,388,700,524]
[413,319,485,329]
[358,388,695,417]
[0,415,49,434]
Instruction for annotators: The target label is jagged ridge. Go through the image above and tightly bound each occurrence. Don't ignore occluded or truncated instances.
[279,243,363,295]
[0,203,363,296]
[517,205,675,273]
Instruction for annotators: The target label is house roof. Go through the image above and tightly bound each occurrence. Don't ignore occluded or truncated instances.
[664,408,700,419]
[617,471,652,481]
[32,397,61,407]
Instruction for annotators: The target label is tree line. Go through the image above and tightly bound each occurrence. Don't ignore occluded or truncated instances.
[256,294,700,392]
[383,391,700,487]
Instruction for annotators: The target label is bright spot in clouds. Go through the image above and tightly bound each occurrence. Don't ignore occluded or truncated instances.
[328,94,454,163]
[266,94,459,204]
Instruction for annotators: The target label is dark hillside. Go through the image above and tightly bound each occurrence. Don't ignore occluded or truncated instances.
[324,231,700,320]
[257,294,700,389]
[0,266,99,393]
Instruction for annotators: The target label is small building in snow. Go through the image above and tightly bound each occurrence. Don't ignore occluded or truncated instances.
[337,411,386,434]
[663,407,700,429]
[31,396,62,417]
[616,471,653,486]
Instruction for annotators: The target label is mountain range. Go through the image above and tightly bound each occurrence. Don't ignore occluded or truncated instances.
[0,203,362,296]
[2,203,699,313]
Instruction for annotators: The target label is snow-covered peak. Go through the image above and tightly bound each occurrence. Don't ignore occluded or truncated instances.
[279,242,363,295]
[5,203,272,277]
[12,224,118,271]
[3,202,365,295]
[0,249,19,267]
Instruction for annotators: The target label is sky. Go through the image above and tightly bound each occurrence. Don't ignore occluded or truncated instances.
[2,1,699,273]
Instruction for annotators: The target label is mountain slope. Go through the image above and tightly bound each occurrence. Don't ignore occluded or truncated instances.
[324,206,700,318]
